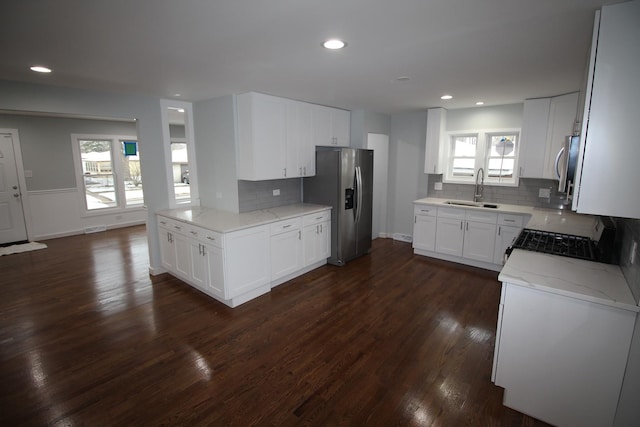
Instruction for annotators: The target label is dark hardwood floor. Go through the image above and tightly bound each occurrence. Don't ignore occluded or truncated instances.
[0,226,551,426]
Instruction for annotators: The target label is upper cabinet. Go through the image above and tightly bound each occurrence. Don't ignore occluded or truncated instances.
[519,92,579,180]
[236,92,350,181]
[424,108,446,174]
[573,1,640,219]
[312,105,350,147]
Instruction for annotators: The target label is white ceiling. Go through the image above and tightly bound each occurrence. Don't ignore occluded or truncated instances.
[0,0,617,114]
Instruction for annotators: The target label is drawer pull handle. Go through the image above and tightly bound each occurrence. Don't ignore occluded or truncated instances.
[283,224,292,229]
[504,219,516,222]
[160,221,167,225]
[174,225,182,230]
[207,236,216,241]
[190,231,198,235]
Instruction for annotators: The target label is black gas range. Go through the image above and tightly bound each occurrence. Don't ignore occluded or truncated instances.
[506,218,616,264]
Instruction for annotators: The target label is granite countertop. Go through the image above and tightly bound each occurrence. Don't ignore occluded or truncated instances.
[414,197,598,238]
[499,250,639,312]
[414,197,638,310]
[157,203,331,233]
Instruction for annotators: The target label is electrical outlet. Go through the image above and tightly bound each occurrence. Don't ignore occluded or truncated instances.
[434,182,443,190]
[273,189,280,196]
[538,188,551,198]
[630,240,637,265]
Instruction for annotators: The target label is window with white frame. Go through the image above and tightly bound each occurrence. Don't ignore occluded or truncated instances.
[71,134,144,213]
[444,129,519,185]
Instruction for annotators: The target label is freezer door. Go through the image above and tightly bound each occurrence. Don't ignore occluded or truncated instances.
[355,149,373,256]
[337,149,357,263]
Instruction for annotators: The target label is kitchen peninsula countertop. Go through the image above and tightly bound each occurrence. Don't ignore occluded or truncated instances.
[157,203,331,233]
[413,197,639,311]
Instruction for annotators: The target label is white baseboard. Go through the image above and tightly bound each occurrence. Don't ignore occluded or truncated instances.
[393,233,413,243]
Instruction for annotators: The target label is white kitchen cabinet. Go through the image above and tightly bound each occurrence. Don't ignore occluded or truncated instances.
[158,219,177,271]
[493,213,525,265]
[424,107,446,175]
[435,208,465,257]
[302,211,331,266]
[412,205,437,252]
[518,93,578,180]
[493,282,636,427]
[518,98,550,178]
[286,100,315,177]
[573,1,640,219]
[462,222,496,263]
[224,225,270,299]
[312,105,350,147]
[236,92,287,180]
[270,217,303,283]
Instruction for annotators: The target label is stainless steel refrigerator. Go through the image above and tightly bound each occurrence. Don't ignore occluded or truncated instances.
[303,147,373,266]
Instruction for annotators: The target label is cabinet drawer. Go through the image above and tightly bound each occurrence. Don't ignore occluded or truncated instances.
[414,205,437,217]
[303,210,331,226]
[270,217,302,235]
[498,213,525,228]
[466,210,498,224]
[437,207,465,220]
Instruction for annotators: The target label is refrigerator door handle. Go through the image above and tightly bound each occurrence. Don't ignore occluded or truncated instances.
[355,166,363,224]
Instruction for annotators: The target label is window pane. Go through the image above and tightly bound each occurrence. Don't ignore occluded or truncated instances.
[171,142,190,203]
[80,139,117,210]
[452,158,475,176]
[453,136,477,156]
[490,135,517,157]
[121,141,144,207]
[488,158,514,177]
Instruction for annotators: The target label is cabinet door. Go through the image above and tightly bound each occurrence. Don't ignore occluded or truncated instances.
[312,105,332,146]
[318,220,331,260]
[543,92,579,179]
[413,214,437,252]
[189,241,207,290]
[493,225,521,265]
[225,225,270,298]
[287,100,315,177]
[463,221,497,262]
[435,217,464,257]
[158,228,176,271]
[519,98,551,178]
[302,224,320,266]
[205,245,225,299]
[573,1,640,219]
[236,92,287,180]
[173,233,191,280]
[331,108,350,147]
[424,108,446,174]
[271,228,303,281]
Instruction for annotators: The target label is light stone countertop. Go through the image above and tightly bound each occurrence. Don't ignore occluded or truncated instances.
[157,203,331,233]
[414,197,639,310]
[498,250,639,312]
[413,197,598,238]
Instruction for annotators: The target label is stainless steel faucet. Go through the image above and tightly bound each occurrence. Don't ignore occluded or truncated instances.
[474,167,484,202]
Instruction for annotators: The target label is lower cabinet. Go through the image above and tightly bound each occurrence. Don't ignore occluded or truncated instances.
[157,208,331,307]
[413,203,527,271]
[493,282,636,427]
[302,211,331,266]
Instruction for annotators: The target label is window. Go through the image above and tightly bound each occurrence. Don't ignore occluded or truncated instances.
[444,129,519,186]
[170,139,191,204]
[72,134,144,213]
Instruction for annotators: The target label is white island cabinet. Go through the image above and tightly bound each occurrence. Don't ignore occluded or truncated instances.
[156,204,331,307]
[493,251,639,427]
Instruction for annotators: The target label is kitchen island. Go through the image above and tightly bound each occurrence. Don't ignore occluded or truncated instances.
[156,203,331,307]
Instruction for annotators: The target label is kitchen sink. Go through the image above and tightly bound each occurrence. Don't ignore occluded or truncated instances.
[445,200,499,209]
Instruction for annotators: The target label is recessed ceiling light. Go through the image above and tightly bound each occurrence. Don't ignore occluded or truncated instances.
[441,94,453,100]
[476,101,485,105]
[30,65,52,73]
[323,39,346,49]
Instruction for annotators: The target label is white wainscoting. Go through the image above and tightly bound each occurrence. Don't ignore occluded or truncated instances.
[27,188,147,240]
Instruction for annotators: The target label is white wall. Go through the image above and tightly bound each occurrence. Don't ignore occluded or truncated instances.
[350,110,391,149]
[192,95,240,212]
[387,111,429,238]
[446,103,523,131]
[0,79,169,272]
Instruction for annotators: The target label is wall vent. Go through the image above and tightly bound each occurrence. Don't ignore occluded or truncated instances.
[84,225,107,234]
[393,233,413,243]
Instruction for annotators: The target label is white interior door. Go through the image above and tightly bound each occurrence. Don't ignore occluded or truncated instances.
[0,133,28,244]
[367,133,389,239]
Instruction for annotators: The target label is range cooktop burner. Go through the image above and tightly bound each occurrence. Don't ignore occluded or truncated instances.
[510,229,598,261]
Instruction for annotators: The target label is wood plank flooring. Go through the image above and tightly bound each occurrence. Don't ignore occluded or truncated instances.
[0,225,551,426]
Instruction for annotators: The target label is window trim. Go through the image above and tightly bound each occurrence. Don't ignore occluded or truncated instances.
[71,133,144,216]
[443,128,520,187]
[160,100,199,209]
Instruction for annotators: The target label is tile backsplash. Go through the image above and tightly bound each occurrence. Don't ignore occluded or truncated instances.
[427,175,572,210]
[238,178,302,213]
